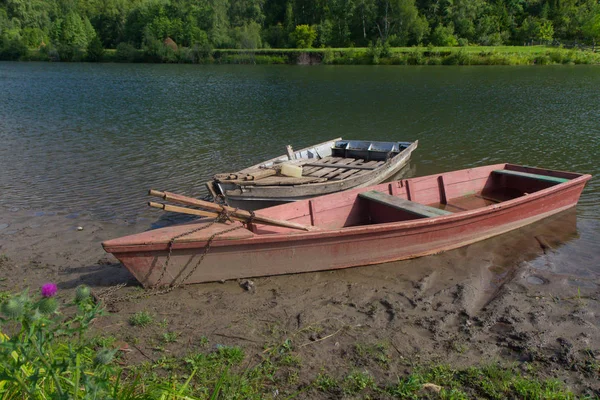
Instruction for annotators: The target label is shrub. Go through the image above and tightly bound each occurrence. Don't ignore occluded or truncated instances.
[535,54,552,65]
[548,50,565,64]
[189,42,213,63]
[57,43,83,62]
[86,36,104,62]
[0,37,28,61]
[115,42,139,62]
[290,24,317,48]
[367,40,382,64]
[443,48,471,65]
[263,23,287,48]
[322,48,336,64]
[234,21,262,49]
[407,46,425,65]
[430,24,458,46]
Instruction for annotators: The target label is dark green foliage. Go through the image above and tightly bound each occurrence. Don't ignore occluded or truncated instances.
[0,36,28,60]
[115,42,140,62]
[86,36,105,61]
[431,24,459,46]
[56,43,84,62]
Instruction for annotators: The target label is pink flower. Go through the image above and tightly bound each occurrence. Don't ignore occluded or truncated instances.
[41,283,58,298]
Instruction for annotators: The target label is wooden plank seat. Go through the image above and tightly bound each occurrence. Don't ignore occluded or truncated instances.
[359,190,452,218]
[492,169,569,184]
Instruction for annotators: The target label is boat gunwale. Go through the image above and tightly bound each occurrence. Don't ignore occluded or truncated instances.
[238,137,342,172]
[103,164,592,253]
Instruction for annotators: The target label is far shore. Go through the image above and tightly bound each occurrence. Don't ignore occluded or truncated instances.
[17,45,600,66]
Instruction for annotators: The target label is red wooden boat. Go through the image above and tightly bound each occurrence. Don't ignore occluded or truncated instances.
[102,164,591,287]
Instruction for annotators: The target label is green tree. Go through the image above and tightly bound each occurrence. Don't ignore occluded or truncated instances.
[290,24,317,47]
[582,10,600,49]
[0,36,28,60]
[208,0,231,47]
[56,11,96,47]
[316,19,333,47]
[234,20,262,48]
[228,0,266,27]
[90,0,130,48]
[21,27,47,47]
[537,19,554,43]
[430,23,458,45]
[327,0,356,46]
[352,0,377,45]
[86,34,104,61]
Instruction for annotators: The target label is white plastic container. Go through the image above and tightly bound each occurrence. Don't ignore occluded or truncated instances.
[280,163,303,178]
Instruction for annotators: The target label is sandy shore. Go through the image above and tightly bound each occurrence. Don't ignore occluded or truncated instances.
[1,207,599,396]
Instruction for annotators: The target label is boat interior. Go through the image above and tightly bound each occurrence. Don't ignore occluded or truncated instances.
[238,140,413,183]
[251,164,579,234]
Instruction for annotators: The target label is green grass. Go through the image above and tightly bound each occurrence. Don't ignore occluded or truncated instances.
[161,331,179,343]
[342,370,376,394]
[308,362,579,398]
[128,310,154,327]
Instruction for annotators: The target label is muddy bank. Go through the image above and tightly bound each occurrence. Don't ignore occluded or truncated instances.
[1,207,599,396]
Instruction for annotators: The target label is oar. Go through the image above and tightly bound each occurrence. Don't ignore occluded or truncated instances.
[148,190,319,232]
[148,202,247,222]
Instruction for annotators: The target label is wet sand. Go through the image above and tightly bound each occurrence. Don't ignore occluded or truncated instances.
[1,207,599,396]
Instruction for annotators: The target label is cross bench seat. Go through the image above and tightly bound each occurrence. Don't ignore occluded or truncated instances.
[359,190,452,218]
[492,169,569,184]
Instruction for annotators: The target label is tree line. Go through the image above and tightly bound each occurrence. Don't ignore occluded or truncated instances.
[1,0,599,60]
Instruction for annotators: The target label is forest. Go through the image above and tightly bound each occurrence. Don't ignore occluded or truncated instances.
[0,0,599,61]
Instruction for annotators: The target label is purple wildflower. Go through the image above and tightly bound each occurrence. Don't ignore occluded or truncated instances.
[41,283,58,298]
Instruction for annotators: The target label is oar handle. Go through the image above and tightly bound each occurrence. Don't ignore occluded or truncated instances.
[148,201,165,210]
[149,189,165,198]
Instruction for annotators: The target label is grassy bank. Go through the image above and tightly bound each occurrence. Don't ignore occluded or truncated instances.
[0,284,589,399]
[21,45,600,65]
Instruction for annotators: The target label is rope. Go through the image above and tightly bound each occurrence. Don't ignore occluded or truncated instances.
[98,207,243,305]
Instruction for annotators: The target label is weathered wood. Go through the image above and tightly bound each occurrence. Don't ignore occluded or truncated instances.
[219,176,327,186]
[213,140,419,209]
[321,158,361,179]
[149,201,245,222]
[332,160,381,181]
[359,190,452,218]
[286,145,295,160]
[247,169,277,181]
[492,169,569,184]
[305,158,356,179]
[308,158,364,178]
[302,157,343,176]
[246,176,328,186]
[303,162,378,171]
[148,190,319,232]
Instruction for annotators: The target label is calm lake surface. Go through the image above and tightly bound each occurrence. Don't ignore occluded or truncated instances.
[1,62,598,276]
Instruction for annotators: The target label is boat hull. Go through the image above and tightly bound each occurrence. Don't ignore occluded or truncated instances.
[106,169,589,287]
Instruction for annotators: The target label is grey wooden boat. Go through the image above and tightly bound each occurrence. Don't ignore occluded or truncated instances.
[206,138,418,210]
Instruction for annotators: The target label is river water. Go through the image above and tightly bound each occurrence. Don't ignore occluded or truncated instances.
[0,62,598,277]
